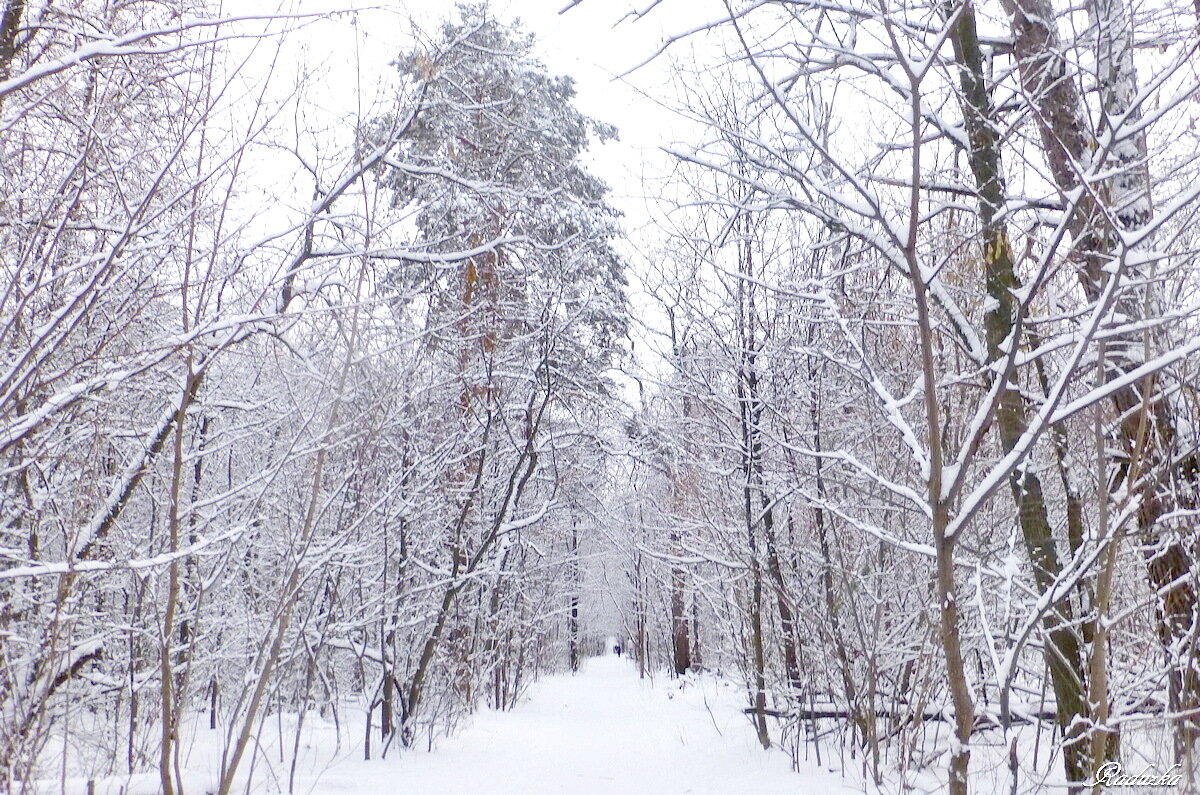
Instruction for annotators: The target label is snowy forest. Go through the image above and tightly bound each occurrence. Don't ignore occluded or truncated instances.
[2,0,1200,792]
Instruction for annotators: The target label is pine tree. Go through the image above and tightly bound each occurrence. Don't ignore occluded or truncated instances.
[375,3,627,394]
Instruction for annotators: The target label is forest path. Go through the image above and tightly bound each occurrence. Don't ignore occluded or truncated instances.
[307,654,859,794]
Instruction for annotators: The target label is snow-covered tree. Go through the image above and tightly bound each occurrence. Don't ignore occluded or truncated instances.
[358,3,629,746]
[375,3,626,388]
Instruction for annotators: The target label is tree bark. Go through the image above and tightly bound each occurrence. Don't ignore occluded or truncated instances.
[0,0,24,83]
[735,216,771,750]
[1001,0,1200,759]
[568,520,580,672]
[945,2,1092,783]
[670,559,692,676]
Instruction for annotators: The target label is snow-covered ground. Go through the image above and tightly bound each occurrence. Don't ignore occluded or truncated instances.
[293,654,857,794]
[41,653,1182,794]
[36,654,861,794]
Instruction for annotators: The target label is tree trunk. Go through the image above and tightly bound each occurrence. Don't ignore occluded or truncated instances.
[945,2,1092,782]
[568,520,580,672]
[764,505,802,699]
[670,558,691,676]
[0,0,24,82]
[735,215,771,750]
[691,588,702,669]
[1002,0,1200,760]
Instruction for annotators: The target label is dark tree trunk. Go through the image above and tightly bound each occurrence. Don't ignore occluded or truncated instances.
[945,2,1092,782]
[670,559,691,676]
[568,520,580,672]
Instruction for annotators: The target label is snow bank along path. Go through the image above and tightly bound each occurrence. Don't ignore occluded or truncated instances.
[304,654,858,794]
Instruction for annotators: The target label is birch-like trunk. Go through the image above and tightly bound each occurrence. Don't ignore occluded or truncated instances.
[1002,0,1200,762]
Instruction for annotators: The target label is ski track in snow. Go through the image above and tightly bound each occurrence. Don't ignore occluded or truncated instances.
[301,655,856,794]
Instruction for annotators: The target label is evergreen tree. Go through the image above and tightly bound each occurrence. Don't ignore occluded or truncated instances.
[375,4,627,394]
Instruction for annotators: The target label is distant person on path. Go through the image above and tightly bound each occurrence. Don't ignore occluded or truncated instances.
[614,643,622,657]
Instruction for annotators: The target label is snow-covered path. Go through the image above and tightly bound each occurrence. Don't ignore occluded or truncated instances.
[303,655,859,794]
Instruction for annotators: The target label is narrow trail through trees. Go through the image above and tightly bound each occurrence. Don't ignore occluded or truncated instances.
[308,654,857,794]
